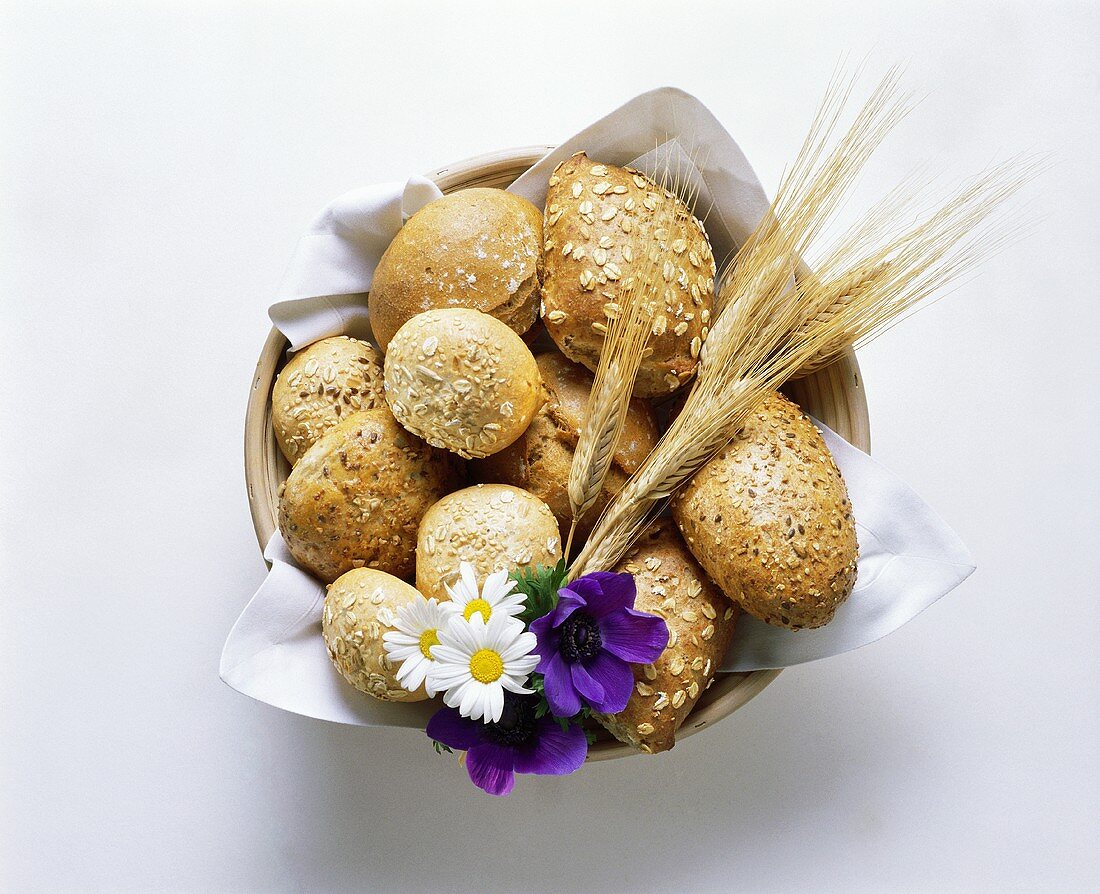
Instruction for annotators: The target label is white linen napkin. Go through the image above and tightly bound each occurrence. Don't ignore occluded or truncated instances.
[223,87,975,726]
[269,176,443,351]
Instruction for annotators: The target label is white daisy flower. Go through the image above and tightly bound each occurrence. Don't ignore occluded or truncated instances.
[446,562,527,624]
[381,596,459,696]
[428,611,539,723]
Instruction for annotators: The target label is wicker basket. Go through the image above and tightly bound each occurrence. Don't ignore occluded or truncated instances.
[243,145,871,761]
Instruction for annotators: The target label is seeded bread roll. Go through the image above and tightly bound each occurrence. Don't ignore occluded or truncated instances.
[416,484,562,603]
[474,352,659,545]
[383,308,543,459]
[368,188,543,351]
[595,521,738,754]
[278,408,460,583]
[271,336,386,464]
[541,152,716,397]
[322,568,428,702]
[672,391,858,629]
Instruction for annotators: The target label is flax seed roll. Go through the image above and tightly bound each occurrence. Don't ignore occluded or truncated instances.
[541,152,716,397]
[416,484,562,603]
[473,351,659,546]
[595,520,737,754]
[672,391,858,629]
[271,336,385,464]
[278,408,461,583]
[368,188,543,351]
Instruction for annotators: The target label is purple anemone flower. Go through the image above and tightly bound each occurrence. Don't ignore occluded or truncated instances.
[530,571,668,717]
[426,692,587,796]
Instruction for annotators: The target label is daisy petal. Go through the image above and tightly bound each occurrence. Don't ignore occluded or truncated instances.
[500,675,535,695]
[508,654,540,677]
[481,568,514,602]
[429,645,467,665]
[459,562,480,601]
[460,680,484,720]
[487,683,504,723]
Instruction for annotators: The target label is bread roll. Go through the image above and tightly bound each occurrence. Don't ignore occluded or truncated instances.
[278,408,460,583]
[271,336,385,464]
[368,188,543,351]
[383,308,543,459]
[474,352,659,544]
[672,391,858,629]
[595,521,737,754]
[322,568,428,702]
[541,152,716,397]
[416,484,562,602]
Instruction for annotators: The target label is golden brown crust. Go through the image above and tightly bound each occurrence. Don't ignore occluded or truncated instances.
[541,152,716,397]
[416,484,562,602]
[473,352,659,544]
[595,520,738,753]
[383,308,543,459]
[368,188,543,351]
[321,569,429,702]
[672,391,859,629]
[271,336,385,464]
[278,408,461,583]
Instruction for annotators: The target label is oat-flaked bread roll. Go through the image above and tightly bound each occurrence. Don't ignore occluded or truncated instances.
[368,188,543,351]
[416,484,562,603]
[474,352,659,544]
[322,568,428,702]
[672,391,858,629]
[541,152,716,397]
[271,336,385,464]
[279,408,460,583]
[596,521,738,754]
[383,308,543,459]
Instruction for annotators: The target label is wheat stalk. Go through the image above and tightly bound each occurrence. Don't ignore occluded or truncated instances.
[563,148,705,556]
[571,71,1033,577]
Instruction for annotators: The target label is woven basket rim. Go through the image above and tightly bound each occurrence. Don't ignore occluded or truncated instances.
[243,144,871,761]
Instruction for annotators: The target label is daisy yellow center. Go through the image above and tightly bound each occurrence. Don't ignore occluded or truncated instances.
[419,628,440,660]
[469,648,504,683]
[463,598,492,622]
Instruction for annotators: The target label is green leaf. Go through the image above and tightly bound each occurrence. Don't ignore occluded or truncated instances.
[432,741,453,755]
[510,559,568,625]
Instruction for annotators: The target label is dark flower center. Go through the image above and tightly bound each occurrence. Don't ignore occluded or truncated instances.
[484,692,539,747]
[559,611,603,663]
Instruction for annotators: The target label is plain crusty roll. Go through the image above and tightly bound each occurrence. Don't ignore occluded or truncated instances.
[416,484,562,603]
[383,308,543,459]
[672,391,858,629]
[322,568,429,702]
[278,408,461,583]
[271,336,385,464]
[541,152,716,397]
[474,352,659,545]
[368,188,543,351]
[596,520,738,754]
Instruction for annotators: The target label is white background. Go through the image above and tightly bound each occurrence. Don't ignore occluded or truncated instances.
[2,2,1097,892]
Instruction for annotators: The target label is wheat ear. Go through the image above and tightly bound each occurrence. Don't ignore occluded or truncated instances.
[573,71,1032,576]
[564,149,704,556]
